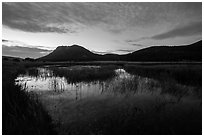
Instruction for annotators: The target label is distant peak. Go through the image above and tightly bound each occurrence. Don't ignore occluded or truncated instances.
[69,44,84,48]
[55,46,67,49]
[57,46,67,47]
[56,44,82,48]
[54,45,89,52]
[71,44,80,46]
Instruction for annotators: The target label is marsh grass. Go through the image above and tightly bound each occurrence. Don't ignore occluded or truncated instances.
[49,65,117,83]
[124,64,202,87]
[124,64,202,97]
[2,60,56,134]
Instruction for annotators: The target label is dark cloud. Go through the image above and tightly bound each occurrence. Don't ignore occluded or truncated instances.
[91,49,134,55]
[115,49,135,52]
[126,21,202,43]
[106,49,135,54]
[2,39,52,58]
[130,43,145,47]
[151,21,202,40]
[2,2,202,34]
[2,3,76,33]
[2,39,8,42]
[91,50,111,55]
[2,45,51,58]
[2,2,108,33]
[126,40,145,46]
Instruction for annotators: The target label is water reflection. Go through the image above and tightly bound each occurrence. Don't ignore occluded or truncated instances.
[15,66,198,102]
[16,67,161,100]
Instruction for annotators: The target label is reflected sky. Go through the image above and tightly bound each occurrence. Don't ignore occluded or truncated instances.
[15,67,162,101]
[15,66,200,103]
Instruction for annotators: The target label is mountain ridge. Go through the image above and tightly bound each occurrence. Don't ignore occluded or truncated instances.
[38,40,202,62]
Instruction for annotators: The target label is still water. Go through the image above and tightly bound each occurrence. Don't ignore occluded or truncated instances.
[15,66,162,100]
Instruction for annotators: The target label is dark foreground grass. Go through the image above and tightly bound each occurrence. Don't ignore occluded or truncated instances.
[48,94,201,135]
[91,104,201,135]
[82,106,201,135]
[2,60,56,134]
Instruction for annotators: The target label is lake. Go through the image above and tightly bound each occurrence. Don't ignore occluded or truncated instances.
[15,65,201,134]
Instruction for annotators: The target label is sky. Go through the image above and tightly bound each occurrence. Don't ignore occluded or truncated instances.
[2,2,202,57]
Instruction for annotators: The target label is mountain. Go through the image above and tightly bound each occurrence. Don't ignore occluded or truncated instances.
[39,45,101,61]
[38,40,202,62]
[124,40,202,62]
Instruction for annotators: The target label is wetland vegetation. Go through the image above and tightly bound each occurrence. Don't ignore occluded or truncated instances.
[3,59,201,135]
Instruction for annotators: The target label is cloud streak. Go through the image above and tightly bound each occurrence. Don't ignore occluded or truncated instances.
[126,21,202,44]
[2,45,51,58]
[2,3,79,33]
[151,21,202,40]
[2,39,52,58]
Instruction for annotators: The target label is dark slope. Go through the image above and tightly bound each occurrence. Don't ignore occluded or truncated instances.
[38,40,202,62]
[124,40,202,61]
[103,54,121,61]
